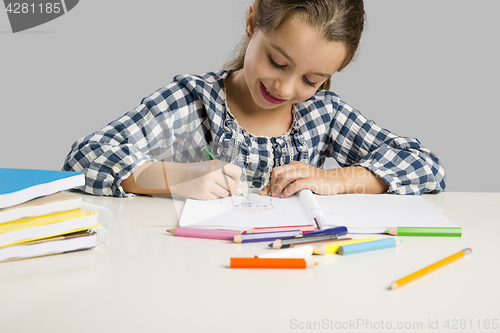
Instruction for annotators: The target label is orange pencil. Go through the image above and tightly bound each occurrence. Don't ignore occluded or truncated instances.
[230,258,318,269]
[390,248,472,290]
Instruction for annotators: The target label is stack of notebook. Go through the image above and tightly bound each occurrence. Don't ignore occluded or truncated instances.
[0,168,112,263]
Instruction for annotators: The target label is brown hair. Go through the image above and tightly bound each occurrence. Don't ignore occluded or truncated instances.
[222,0,365,90]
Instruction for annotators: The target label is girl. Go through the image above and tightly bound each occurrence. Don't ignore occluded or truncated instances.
[63,0,446,200]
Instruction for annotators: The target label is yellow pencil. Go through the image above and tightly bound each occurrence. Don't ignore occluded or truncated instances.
[313,237,378,255]
[390,248,472,290]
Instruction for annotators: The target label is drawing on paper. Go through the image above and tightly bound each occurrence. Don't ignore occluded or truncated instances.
[219,195,275,214]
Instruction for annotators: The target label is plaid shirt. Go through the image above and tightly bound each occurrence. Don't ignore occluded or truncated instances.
[62,70,446,197]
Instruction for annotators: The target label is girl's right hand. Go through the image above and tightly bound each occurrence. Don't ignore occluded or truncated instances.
[167,161,243,200]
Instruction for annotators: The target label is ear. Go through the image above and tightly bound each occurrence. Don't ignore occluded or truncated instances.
[245,4,256,37]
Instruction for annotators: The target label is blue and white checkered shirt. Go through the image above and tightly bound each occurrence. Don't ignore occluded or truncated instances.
[62,70,446,197]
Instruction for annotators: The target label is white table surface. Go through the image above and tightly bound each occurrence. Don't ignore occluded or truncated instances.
[1,192,499,333]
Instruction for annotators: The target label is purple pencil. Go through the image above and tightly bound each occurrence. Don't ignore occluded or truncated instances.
[230,230,303,243]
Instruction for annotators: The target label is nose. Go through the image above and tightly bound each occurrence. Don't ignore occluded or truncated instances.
[272,75,295,99]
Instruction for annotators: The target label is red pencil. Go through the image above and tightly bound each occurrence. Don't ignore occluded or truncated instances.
[245,225,316,234]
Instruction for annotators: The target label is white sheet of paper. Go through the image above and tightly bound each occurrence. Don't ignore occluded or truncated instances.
[179,193,309,230]
[179,193,457,233]
[315,194,456,233]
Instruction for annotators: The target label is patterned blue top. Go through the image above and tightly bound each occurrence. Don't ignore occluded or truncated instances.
[62,70,446,197]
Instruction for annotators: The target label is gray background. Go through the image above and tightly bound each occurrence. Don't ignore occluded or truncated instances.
[1,0,498,192]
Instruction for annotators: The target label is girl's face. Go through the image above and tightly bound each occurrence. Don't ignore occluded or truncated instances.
[243,15,347,110]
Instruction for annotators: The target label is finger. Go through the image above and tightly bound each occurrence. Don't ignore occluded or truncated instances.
[210,180,231,198]
[266,167,290,197]
[267,165,286,189]
[259,183,271,196]
[214,172,237,196]
[280,179,309,198]
[211,161,241,179]
[223,174,238,196]
[221,164,243,195]
[268,162,311,196]
[269,169,304,197]
[236,180,244,195]
[220,163,243,183]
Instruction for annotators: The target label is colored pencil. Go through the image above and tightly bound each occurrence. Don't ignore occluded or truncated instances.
[230,230,302,243]
[313,237,378,255]
[338,238,402,255]
[390,248,472,289]
[167,227,240,240]
[302,226,348,237]
[230,257,318,269]
[276,238,353,249]
[201,146,217,160]
[245,225,316,234]
[385,227,462,237]
[270,233,339,249]
[256,245,315,259]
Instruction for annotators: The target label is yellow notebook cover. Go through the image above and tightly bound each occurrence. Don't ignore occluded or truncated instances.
[0,209,99,248]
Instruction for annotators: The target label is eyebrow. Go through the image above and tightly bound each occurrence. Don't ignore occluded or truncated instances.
[270,43,332,79]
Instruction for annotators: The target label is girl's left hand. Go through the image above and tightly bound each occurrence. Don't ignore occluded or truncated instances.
[259,161,389,198]
[259,161,336,198]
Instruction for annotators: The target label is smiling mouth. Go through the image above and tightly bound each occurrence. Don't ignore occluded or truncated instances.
[260,82,287,104]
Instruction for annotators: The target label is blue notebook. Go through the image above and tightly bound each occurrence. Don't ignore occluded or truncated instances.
[0,169,85,210]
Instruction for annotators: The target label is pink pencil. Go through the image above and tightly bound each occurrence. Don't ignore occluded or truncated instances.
[167,227,241,240]
[245,225,316,234]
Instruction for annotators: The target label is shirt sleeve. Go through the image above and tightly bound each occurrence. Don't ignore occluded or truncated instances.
[62,82,201,197]
[328,99,446,195]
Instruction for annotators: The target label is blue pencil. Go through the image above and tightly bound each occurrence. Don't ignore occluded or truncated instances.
[338,238,402,255]
[303,226,348,237]
[230,230,302,243]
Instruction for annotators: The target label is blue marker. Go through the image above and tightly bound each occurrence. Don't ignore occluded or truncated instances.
[338,238,402,255]
[304,226,348,237]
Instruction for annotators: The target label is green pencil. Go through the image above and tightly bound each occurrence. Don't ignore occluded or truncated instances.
[201,146,217,160]
[385,227,462,237]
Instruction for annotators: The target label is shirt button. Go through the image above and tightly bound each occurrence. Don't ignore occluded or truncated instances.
[253,181,261,188]
[114,189,121,196]
[258,138,266,144]
[259,161,267,168]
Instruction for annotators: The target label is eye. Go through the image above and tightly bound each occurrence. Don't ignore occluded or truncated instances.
[303,76,317,87]
[267,55,286,70]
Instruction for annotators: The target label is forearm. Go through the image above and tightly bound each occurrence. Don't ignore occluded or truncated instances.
[121,160,243,199]
[121,161,172,195]
[260,162,389,198]
[327,166,389,195]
